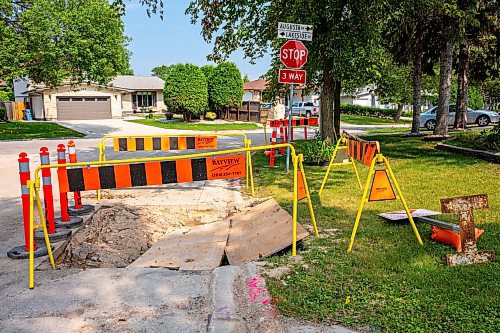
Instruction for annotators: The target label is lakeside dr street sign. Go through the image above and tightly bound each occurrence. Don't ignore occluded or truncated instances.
[280,40,308,69]
[279,69,306,85]
[278,22,313,41]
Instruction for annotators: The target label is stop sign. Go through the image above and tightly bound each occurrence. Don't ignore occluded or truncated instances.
[280,40,308,69]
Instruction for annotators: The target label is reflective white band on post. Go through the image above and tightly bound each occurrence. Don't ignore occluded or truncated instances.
[57,151,65,160]
[42,176,52,186]
[68,147,76,155]
[40,155,50,165]
[20,184,29,195]
[19,162,30,172]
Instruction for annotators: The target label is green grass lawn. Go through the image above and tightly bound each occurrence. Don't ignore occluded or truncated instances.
[0,121,85,140]
[128,118,261,131]
[341,114,412,125]
[250,135,499,332]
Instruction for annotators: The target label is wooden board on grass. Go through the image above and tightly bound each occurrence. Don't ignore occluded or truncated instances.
[225,199,309,265]
[128,219,230,270]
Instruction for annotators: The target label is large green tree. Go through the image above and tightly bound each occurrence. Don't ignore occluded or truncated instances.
[0,0,130,86]
[163,63,208,120]
[185,0,385,140]
[209,62,243,119]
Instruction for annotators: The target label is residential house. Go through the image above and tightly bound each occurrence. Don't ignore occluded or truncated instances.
[20,75,165,120]
[243,79,267,102]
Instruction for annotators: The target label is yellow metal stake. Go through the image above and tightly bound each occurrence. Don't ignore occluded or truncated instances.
[382,155,423,246]
[347,157,377,253]
[292,155,298,256]
[298,154,319,237]
[28,181,35,289]
[351,157,363,190]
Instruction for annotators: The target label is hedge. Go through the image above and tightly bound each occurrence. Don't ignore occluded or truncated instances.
[340,104,403,119]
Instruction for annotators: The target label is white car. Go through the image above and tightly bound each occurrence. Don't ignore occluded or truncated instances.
[286,102,319,117]
[420,104,500,130]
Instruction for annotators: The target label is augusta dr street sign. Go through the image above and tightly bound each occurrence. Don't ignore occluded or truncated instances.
[280,40,308,69]
[277,22,313,41]
[278,69,306,84]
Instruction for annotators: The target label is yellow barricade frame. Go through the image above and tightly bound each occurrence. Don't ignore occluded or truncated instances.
[347,153,424,252]
[97,132,254,198]
[28,143,318,289]
[318,134,362,195]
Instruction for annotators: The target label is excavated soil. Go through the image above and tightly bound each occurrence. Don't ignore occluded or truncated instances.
[58,204,227,269]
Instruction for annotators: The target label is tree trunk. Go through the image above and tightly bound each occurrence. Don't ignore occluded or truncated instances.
[333,80,341,138]
[395,104,403,122]
[454,42,471,129]
[320,62,335,142]
[411,50,423,134]
[434,38,454,136]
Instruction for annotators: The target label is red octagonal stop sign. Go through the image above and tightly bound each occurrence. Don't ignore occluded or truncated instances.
[280,40,308,69]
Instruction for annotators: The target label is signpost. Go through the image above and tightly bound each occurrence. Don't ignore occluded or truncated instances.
[278,22,312,172]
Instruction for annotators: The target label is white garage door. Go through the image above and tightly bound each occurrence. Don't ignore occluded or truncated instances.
[56,97,111,120]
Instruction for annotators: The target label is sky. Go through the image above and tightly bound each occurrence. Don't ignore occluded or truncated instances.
[123,1,271,80]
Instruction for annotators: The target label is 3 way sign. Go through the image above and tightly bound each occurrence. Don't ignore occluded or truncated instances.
[277,22,313,41]
[279,69,306,84]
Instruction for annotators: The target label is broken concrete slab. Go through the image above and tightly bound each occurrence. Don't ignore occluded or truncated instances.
[128,219,230,270]
[225,199,309,265]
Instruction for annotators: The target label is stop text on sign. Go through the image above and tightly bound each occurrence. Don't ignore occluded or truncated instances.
[279,69,306,85]
[280,40,308,69]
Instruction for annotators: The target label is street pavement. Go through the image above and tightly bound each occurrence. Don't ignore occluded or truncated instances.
[0,118,404,332]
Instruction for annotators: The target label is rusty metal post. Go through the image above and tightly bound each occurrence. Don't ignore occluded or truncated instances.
[440,194,495,266]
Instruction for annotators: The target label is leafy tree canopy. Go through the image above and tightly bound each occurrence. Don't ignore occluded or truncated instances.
[151,65,172,79]
[163,63,208,118]
[210,62,243,112]
[0,0,130,87]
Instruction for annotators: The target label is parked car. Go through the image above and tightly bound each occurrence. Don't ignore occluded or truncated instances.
[420,104,500,130]
[260,102,273,110]
[286,101,319,117]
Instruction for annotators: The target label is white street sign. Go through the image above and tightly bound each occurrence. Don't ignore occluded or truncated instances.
[277,22,313,41]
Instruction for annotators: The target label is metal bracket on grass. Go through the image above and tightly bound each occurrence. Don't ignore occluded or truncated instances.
[440,194,495,266]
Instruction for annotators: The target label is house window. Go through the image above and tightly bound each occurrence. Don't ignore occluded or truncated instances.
[132,91,157,108]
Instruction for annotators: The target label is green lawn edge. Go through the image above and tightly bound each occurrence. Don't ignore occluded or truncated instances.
[127,118,261,131]
[0,121,85,140]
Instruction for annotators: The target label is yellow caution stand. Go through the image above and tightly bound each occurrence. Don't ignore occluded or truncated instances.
[347,152,424,252]
[318,134,362,195]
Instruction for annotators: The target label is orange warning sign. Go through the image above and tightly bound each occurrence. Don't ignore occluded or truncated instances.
[297,170,307,201]
[206,154,246,181]
[368,170,396,201]
[196,136,217,149]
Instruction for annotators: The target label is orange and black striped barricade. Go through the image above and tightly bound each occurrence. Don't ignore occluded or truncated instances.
[7,153,50,259]
[98,133,254,198]
[34,147,72,242]
[66,141,94,216]
[27,143,317,288]
[320,131,424,253]
[54,145,83,228]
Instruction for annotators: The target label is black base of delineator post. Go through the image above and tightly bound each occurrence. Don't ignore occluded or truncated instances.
[7,245,51,260]
[68,204,94,216]
[34,228,72,242]
[55,216,83,228]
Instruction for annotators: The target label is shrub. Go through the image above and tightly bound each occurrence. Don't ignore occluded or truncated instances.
[340,104,399,119]
[205,111,216,120]
[0,106,6,121]
[297,138,335,164]
[452,125,500,152]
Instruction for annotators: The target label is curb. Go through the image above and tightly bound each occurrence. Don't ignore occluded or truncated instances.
[436,143,500,164]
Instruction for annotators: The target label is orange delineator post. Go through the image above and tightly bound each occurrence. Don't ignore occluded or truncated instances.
[18,152,36,251]
[39,147,56,234]
[57,144,70,222]
[67,140,82,209]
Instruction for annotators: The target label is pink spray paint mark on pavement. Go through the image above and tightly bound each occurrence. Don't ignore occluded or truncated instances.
[248,276,277,317]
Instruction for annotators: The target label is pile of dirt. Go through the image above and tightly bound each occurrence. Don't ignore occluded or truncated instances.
[59,204,207,269]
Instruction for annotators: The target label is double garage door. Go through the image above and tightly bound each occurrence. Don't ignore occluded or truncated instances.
[56,97,111,120]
